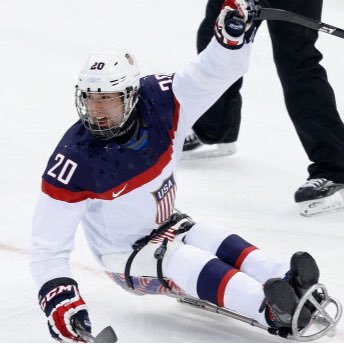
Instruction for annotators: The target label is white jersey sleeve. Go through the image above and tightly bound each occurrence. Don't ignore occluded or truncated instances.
[172,37,252,130]
[30,192,88,288]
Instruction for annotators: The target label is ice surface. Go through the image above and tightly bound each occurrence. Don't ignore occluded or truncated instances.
[0,0,343,342]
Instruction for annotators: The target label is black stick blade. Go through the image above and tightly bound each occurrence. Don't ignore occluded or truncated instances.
[94,326,118,343]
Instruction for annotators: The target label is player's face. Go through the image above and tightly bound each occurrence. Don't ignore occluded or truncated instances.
[86,92,125,128]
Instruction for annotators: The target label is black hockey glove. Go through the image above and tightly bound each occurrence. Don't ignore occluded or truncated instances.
[39,277,92,342]
[215,0,257,49]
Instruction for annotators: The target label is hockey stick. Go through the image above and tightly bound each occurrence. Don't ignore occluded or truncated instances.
[78,326,117,343]
[252,7,344,39]
[73,320,118,343]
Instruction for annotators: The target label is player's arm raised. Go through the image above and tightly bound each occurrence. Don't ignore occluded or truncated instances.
[173,0,257,129]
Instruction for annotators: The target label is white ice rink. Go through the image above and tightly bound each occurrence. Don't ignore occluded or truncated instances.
[1,0,343,342]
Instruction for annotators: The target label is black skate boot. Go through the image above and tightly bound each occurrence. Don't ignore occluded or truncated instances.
[295,178,344,216]
[182,130,236,160]
[285,252,323,313]
[285,252,319,296]
[262,278,312,338]
[183,131,202,151]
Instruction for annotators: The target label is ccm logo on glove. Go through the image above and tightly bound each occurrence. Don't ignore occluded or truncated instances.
[40,284,74,310]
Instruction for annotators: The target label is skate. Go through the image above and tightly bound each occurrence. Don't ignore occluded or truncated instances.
[183,131,202,151]
[182,131,236,160]
[295,178,344,216]
[285,252,320,302]
[263,278,312,337]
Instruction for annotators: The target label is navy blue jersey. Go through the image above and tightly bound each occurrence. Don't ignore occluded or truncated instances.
[42,74,180,202]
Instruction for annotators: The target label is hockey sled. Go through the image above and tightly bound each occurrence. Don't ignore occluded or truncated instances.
[177,283,342,342]
[107,271,342,342]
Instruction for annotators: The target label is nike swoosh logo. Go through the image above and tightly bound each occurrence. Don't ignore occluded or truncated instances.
[112,184,128,198]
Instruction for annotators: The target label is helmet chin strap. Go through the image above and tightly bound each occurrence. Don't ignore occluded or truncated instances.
[111,109,138,144]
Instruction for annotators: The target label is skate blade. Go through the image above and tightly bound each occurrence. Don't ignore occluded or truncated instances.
[181,143,236,160]
[298,190,344,217]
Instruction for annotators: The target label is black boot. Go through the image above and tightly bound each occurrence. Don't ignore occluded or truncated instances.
[285,252,319,296]
[294,178,344,216]
[285,252,323,312]
[263,278,312,337]
[182,130,236,159]
[295,179,344,203]
[183,131,202,151]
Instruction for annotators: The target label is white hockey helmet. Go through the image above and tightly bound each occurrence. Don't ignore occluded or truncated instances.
[75,49,140,139]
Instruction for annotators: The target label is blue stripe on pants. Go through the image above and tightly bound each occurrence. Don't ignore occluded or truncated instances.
[197,258,235,305]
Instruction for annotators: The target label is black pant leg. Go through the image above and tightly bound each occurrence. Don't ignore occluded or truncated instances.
[265,0,344,183]
[193,79,243,144]
[196,0,223,53]
[193,0,243,144]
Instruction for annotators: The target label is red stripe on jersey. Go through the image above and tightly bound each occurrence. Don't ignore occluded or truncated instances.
[170,97,180,140]
[217,269,238,308]
[42,97,181,203]
[234,246,257,269]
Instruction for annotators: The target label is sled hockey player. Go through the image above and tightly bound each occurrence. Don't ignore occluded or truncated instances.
[31,0,341,342]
